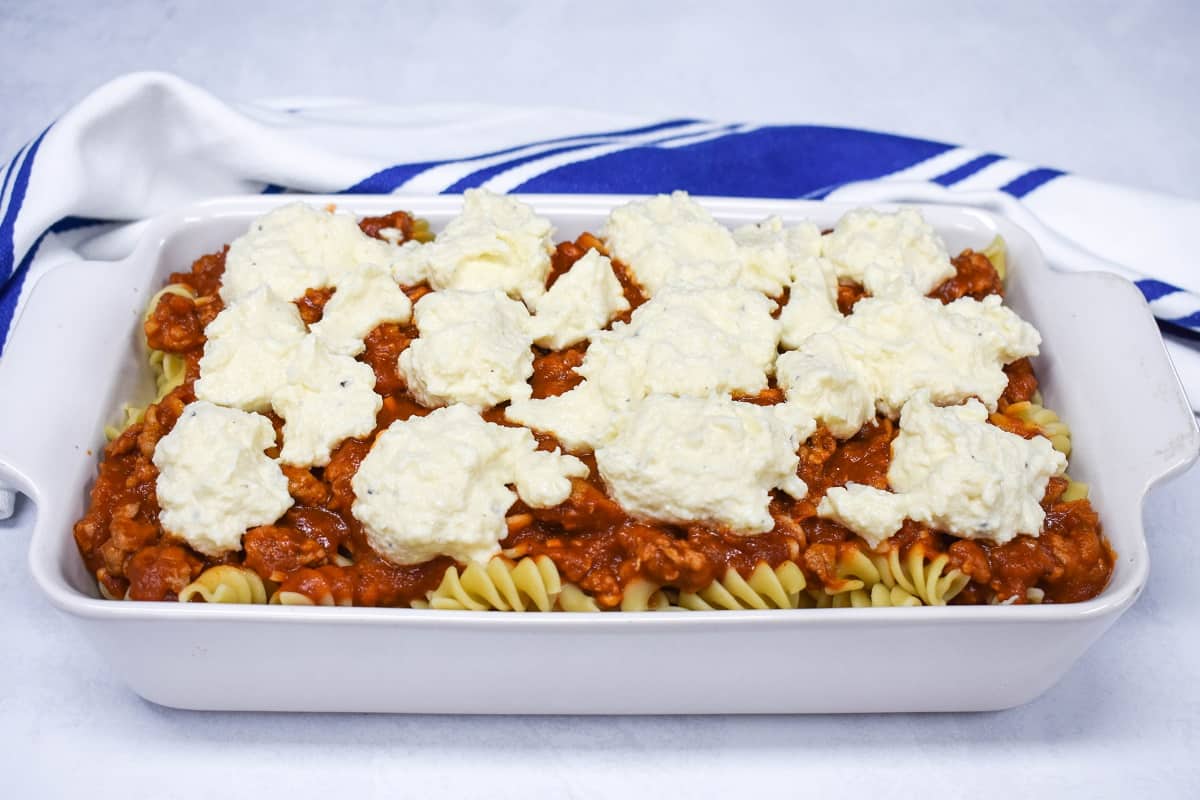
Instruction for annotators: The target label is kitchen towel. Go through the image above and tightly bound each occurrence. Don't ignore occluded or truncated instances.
[2,70,1198,516]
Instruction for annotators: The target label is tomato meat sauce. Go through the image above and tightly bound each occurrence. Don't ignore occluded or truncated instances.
[73,221,1112,607]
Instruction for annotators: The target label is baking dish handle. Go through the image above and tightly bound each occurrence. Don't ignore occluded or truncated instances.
[830,180,1200,488]
[0,259,133,502]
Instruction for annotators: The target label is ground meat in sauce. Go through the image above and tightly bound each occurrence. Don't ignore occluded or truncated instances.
[531,346,586,398]
[125,544,202,601]
[359,323,414,396]
[144,293,206,352]
[359,210,419,241]
[73,222,1112,608]
[1000,358,1039,404]
[931,249,1005,304]
[837,282,867,314]
[295,286,336,325]
[735,386,787,406]
[168,247,227,298]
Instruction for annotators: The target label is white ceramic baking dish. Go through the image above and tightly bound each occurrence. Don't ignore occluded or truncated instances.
[0,195,1195,714]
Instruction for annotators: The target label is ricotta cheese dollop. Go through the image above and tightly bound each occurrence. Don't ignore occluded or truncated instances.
[420,189,555,304]
[153,401,293,557]
[506,285,780,450]
[732,215,824,297]
[822,207,957,296]
[586,286,781,397]
[273,337,382,467]
[221,203,409,303]
[776,289,1040,434]
[310,261,412,356]
[351,404,589,565]
[817,393,1067,548]
[194,287,307,413]
[602,191,742,295]
[603,194,835,301]
[595,395,814,533]
[528,248,630,349]
[774,332,876,439]
[777,254,842,349]
[399,289,535,410]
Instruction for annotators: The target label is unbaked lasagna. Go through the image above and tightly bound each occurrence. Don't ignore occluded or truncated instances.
[73,191,1111,610]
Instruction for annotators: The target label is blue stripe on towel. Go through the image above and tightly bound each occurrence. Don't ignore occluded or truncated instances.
[48,215,108,234]
[342,118,701,194]
[475,117,699,153]
[0,227,43,355]
[0,142,31,240]
[443,141,613,194]
[931,153,1003,186]
[510,126,955,197]
[341,160,443,194]
[1163,310,1200,328]
[1137,278,1184,303]
[0,126,50,282]
[1000,167,1064,198]
[442,124,738,193]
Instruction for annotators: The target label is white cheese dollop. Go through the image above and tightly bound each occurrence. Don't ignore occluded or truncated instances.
[596,395,813,533]
[153,401,293,557]
[310,262,412,356]
[399,289,534,410]
[529,249,630,349]
[503,383,614,453]
[605,194,846,303]
[775,333,875,439]
[602,191,742,295]
[776,289,1040,435]
[585,286,780,397]
[419,189,554,304]
[389,239,431,286]
[273,337,382,467]
[351,404,588,565]
[822,208,956,296]
[778,255,842,349]
[221,203,409,303]
[506,286,780,450]
[194,288,307,412]
[817,393,1067,548]
[732,216,824,297]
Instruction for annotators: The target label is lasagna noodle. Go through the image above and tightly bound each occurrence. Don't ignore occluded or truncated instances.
[178,565,269,604]
[105,284,196,440]
[982,235,1007,282]
[676,562,807,610]
[994,396,1072,456]
[405,551,971,611]
[410,556,673,612]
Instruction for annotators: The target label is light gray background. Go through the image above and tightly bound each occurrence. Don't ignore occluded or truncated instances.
[2,1,1199,797]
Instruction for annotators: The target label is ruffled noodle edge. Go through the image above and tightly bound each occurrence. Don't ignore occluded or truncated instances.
[104,284,195,440]
[996,394,1072,457]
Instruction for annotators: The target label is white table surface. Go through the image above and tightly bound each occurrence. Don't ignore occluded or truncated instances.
[3,1,1199,796]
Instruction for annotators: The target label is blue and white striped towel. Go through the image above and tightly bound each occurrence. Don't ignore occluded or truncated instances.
[2,71,1198,516]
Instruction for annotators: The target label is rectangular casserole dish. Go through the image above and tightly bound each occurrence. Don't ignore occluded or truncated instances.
[1,195,1195,714]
